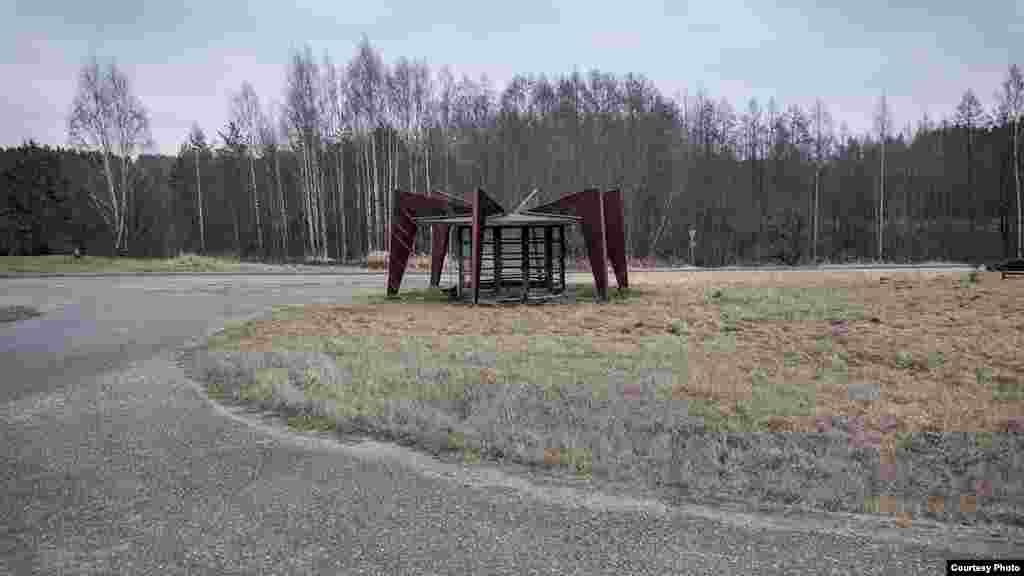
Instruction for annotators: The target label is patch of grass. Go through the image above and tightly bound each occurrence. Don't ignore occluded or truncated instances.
[703,332,737,354]
[687,398,725,429]
[286,413,336,432]
[461,447,483,464]
[959,271,979,287]
[783,351,801,368]
[667,319,689,336]
[204,306,310,351]
[975,432,994,451]
[703,285,864,322]
[362,287,454,304]
[747,377,817,421]
[0,253,244,274]
[570,283,645,302]
[564,447,593,476]
[926,351,946,371]
[447,430,467,451]
[239,367,285,402]
[205,320,258,351]
[205,379,229,400]
[895,431,914,451]
[895,351,914,370]
[993,380,1024,402]
[814,336,834,355]
[816,353,850,385]
[0,305,41,323]
[976,367,994,386]
[862,495,882,514]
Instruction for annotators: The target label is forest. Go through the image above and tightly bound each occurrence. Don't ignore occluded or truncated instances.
[2,37,1022,267]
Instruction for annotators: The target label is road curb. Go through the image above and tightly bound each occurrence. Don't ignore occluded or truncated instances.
[0,263,981,279]
[0,270,416,279]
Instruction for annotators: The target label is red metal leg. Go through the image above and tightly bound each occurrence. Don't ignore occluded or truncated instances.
[603,188,628,290]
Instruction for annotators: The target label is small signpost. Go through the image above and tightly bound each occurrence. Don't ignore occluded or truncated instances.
[688,228,696,265]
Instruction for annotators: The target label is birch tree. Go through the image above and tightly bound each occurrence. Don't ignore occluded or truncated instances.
[389,57,415,193]
[874,92,892,260]
[229,81,265,255]
[285,46,328,260]
[347,36,385,252]
[67,56,153,253]
[258,103,287,260]
[187,122,208,253]
[997,64,1024,258]
[955,89,987,234]
[811,99,834,262]
[437,66,456,192]
[411,59,434,195]
[324,54,351,262]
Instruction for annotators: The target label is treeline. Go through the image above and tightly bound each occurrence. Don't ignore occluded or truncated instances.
[2,37,1022,265]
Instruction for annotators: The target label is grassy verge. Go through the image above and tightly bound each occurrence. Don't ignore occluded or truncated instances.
[188,270,1024,527]
[0,253,246,274]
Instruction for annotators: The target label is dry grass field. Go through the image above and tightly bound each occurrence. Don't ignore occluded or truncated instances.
[188,269,1024,526]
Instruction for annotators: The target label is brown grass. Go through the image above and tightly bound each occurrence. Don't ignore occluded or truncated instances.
[221,269,1023,436]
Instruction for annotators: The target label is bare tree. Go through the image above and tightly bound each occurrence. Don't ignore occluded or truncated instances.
[811,99,834,262]
[437,66,456,192]
[347,36,385,253]
[230,81,265,255]
[67,56,153,253]
[187,122,207,253]
[285,46,328,260]
[874,92,892,260]
[411,59,434,195]
[997,64,1024,258]
[955,89,988,234]
[324,54,350,262]
[258,102,288,260]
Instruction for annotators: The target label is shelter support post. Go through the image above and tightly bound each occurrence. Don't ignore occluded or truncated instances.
[430,223,451,287]
[559,226,566,293]
[544,226,553,292]
[521,226,529,303]
[603,188,628,289]
[470,189,487,305]
[457,226,465,300]
[387,188,471,296]
[494,227,502,294]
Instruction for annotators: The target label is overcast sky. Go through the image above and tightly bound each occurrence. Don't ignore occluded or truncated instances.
[3,0,1021,156]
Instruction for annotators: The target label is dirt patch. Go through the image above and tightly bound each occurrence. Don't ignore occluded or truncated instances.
[191,269,1024,529]
[220,270,1022,436]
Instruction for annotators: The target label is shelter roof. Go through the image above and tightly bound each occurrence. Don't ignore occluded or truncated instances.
[415,210,580,226]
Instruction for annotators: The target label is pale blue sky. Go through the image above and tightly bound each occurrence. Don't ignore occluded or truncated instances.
[3,0,1021,155]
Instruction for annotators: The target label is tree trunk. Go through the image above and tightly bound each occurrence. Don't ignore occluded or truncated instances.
[194,147,205,253]
[1015,118,1022,259]
[250,154,262,256]
[302,146,314,258]
[274,149,286,261]
[372,131,382,252]
[337,144,347,262]
[813,167,820,262]
[879,137,885,261]
[363,137,374,253]
[118,156,130,253]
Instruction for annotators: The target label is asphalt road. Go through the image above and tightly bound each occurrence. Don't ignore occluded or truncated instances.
[1,273,1021,575]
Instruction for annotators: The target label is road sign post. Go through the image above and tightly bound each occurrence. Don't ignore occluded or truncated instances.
[688,229,696,265]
